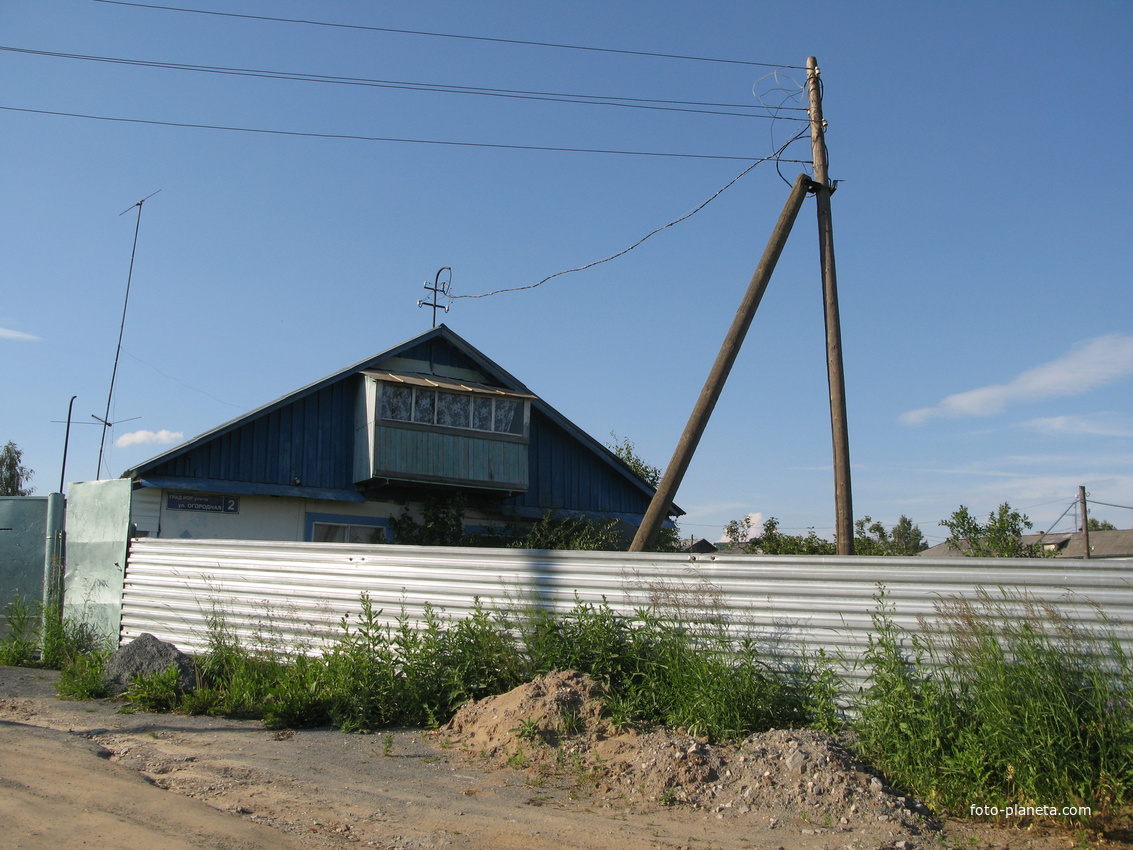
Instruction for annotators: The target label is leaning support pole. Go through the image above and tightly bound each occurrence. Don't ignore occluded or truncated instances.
[630,173,812,552]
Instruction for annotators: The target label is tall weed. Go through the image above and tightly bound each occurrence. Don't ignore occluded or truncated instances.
[855,587,1132,825]
[190,593,833,741]
[512,598,836,740]
[0,594,40,666]
[1,593,113,699]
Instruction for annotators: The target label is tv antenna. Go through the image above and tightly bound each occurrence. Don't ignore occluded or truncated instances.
[97,189,159,479]
[417,267,452,328]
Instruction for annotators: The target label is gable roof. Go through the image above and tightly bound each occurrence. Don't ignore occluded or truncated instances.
[122,324,679,515]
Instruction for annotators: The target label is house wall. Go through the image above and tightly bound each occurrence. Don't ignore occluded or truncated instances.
[130,487,486,543]
[134,377,657,525]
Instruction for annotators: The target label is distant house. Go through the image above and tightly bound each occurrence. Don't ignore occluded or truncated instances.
[113,325,680,545]
[922,529,1133,560]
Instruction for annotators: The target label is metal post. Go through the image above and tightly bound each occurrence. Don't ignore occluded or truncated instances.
[630,174,812,551]
[807,56,854,554]
[60,395,76,494]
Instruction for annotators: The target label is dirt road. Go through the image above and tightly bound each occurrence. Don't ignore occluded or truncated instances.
[0,666,1107,849]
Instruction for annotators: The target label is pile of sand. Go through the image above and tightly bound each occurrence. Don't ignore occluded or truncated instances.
[441,671,936,837]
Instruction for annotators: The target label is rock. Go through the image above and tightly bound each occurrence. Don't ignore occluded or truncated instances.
[786,749,808,776]
[104,633,197,696]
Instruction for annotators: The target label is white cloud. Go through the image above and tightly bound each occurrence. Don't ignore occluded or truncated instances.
[115,429,184,448]
[0,327,40,341]
[900,335,1133,425]
[1020,413,1133,438]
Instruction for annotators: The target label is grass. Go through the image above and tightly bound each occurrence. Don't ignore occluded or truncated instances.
[853,587,1132,827]
[0,592,113,698]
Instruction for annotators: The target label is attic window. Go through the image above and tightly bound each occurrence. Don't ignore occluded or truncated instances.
[377,381,527,436]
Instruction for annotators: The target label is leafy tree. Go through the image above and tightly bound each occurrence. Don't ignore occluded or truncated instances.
[1,441,33,496]
[940,503,1047,558]
[724,514,927,556]
[508,511,625,551]
[854,515,927,556]
[607,433,681,552]
[390,494,467,545]
[723,515,755,546]
[756,517,837,556]
[390,495,645,552]
[1087,517,1117,531]
[890,515,928,554]
[608,432,661,488]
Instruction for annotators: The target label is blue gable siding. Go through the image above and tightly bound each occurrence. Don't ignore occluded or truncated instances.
[505,408,652,517]
[146,381,356,491]
[126,326,672,522]
[395,338,484,374]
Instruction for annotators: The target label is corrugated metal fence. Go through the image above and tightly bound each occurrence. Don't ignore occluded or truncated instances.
[121,538,1133,692]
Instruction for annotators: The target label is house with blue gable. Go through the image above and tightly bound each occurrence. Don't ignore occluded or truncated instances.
[115,325,680,545]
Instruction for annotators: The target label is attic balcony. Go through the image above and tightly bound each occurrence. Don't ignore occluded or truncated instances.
[354,371,532,494]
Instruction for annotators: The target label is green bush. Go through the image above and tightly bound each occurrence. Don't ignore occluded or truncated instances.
[125,664,183,712]
[1,593,111,672]
[508,597,838,740]
[55,649,112,700]
[854,588,1132,825]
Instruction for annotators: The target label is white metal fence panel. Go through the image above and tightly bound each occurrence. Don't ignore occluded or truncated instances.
[121,538,1133,692]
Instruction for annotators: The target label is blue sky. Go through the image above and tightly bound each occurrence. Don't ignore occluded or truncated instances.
[3,1,1132,545]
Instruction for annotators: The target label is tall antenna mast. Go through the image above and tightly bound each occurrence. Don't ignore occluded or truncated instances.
[97,189,159,479]
[417,267,452,328]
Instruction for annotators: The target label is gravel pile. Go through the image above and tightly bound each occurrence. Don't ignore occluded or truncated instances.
[442,671,938,839]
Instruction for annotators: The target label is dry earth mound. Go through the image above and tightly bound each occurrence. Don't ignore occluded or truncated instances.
[442,670,938,841]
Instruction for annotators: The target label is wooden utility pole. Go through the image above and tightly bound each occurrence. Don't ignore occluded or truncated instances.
[630,174,812,551]
[1079,485,1091,559]
[807,56,854,555]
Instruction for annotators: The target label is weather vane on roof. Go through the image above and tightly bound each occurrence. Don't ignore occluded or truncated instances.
[417,267,452,328]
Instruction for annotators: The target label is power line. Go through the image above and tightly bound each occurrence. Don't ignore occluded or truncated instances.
[1089,499,1133,511]
[0,104,813,162]
[91,0,802,69]
[0,46,807,121]
[453,129,811,299]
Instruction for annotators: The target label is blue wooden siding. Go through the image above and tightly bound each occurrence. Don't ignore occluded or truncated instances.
[132,326,660,519]
[507,409,651,517]
[146,382,355,491]
[396,338,483,374]
[372,426,528,490]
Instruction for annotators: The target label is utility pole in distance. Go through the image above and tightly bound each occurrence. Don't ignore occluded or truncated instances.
[807,56,854,555]
[1079,485,1091,559]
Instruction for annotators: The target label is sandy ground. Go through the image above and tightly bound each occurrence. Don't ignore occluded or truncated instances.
[0,665,1123,850]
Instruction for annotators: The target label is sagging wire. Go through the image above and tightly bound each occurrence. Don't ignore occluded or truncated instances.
[0,105,770,161]
[749,69,816,187]
[1,46,804,121]
[452,135,809,300]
